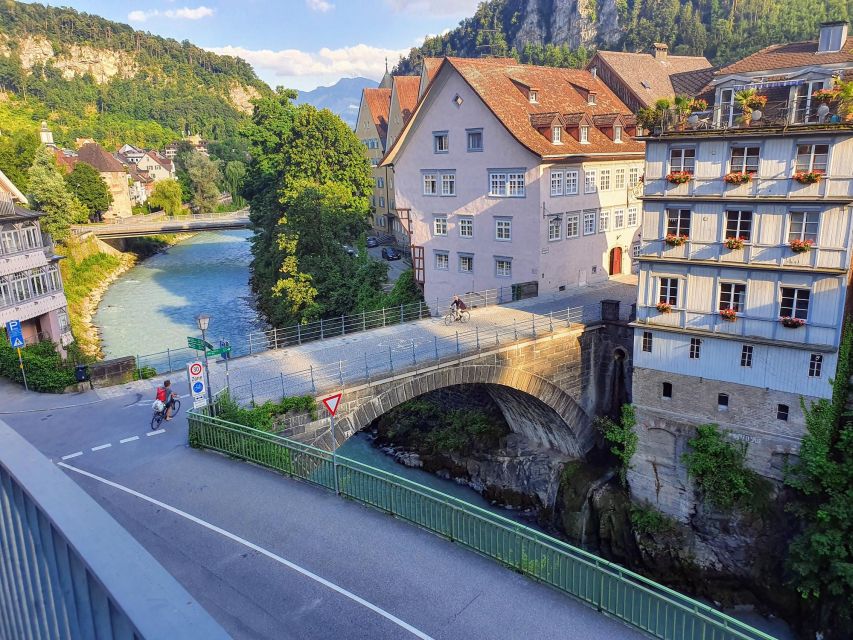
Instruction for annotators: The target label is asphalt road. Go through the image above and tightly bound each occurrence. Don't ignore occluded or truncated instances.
[368,245,410,290]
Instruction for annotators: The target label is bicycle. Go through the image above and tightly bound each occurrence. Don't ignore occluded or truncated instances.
[444,308,470,325]
[151,396,181,430]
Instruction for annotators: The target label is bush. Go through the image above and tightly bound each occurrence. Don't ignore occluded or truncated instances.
[0,332,76,393]
[630,504,679,535]
[595,404,638,486]
[134,366,157,380]
[215,392,316,432]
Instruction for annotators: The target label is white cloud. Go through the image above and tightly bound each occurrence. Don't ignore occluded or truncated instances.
[127,6,215,22]
[384,0,479,15]
[209,43,409,81]
[305,0,335,12]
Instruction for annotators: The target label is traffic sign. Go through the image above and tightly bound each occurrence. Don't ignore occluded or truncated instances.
[322,393,343,417]
[186,360,207,408]
[206,347,231,357]
[5,320,24,348]
[187,336,208,350]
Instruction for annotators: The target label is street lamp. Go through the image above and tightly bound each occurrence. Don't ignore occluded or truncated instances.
[196,313,213,406]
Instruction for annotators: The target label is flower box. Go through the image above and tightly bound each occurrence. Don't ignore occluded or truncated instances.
[790,239,814,253]
[724,237,746,250]
[664,234,689,247]
[719,308,737,322]
[792,171,823,185]
[742,94,768,110]
[780,317,805,329]
[656,302,672,313]
[666,171,692,185]
[723,172,753,185]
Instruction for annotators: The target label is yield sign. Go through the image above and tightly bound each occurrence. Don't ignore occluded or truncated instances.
[322,393,343,417]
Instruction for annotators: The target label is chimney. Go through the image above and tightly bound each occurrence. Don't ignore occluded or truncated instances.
[818,21,848,53]
[653,43,668,60]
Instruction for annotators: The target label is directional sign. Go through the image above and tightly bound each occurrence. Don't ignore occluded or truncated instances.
[206,347,231,357]
[187,336,207,350]
[5,320,24,348]
[322,392,343,417]
[186,360,207,408]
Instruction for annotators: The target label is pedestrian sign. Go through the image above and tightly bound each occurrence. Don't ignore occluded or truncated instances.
[5,320,24,348]
[322,393,343,417]
[187,360,207,409]
[187,336,208,351]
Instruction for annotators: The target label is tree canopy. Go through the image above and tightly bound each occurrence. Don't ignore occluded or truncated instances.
[148,178,183,216]
[63,161,112,220]
[26,146,88,239]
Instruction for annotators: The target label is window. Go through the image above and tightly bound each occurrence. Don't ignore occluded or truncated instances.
[729,146,760,174]
[22,225,39,249]
[435,252,449,270]
[689,337,701,359]
[489,172,507,196]
[719,282,746,312]
[580,126,590,144]
[632,242,641,258]
[615,168,625,190]
[1,229,20,254]
[599,169,611,191]
[583,210,596,235]
[741,345,753,367]
[659,277,678,306]
[666,209,691,237]
[614,125,623,143]
[434,132,448,153]
[495,219,511,241]
[550,170,564,196]
[548,217,562,241]
[459,217,473,238]
[507,172,525,197]
[495,258,512,277]
[777,404,789,421]
[566,214,579,238]
[809,353,823,377]
[599,209,609,232]
[669,147,695,174]
[642,331,652,352]
[780,287,810,320]
[379,196,385,208]
[565,170,578,194]
[725,210,753,242]
[489,171,525,197]
[423,173,438,195]
[613,208,625,229]
[377,177,385,188]
[718,393,729,410]
[441,173,456,196]
[433,216,447,236]
[587,93,596,105]
[529,90,538,103]
[459,254,473,273]
[627,207,638,227]
[370,158,379,167]
[789,211,819,243]
[552,126,563,144]
[584,170,597,193]
[795,144,829,173]
[628,167,640,187]
[662,382,672,398]
[0,277,10,307]
[467,129,483,152]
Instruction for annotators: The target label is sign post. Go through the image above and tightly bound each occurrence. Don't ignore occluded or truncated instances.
[187,361,207,410]
[5,320,27,391]
[322,393,343,494]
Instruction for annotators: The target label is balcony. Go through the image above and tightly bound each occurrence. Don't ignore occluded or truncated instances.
[643,175,853,202]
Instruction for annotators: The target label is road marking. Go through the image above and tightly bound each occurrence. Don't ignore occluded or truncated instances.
[57,462,435,640]
[91,443,111,451]
[147,429,166,436]
[61,451,83,460]
[120,436,140,444]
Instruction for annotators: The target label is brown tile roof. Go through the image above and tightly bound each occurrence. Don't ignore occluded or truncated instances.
[392,75,420,123]
[591,50,712,108]
[127,163,153,183]
[718,38,853,74]
[146,150,173,171]
[423,57,442,84]
[77,143,125,173]
[671,67,716,98]
[363,87,391,145]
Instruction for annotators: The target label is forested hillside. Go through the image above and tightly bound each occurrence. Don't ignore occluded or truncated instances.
[0,1,270,149]
[395,0,852,74]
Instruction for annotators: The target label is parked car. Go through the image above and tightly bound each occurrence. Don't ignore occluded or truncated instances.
[366,236,379,248]
[381,246,402,261]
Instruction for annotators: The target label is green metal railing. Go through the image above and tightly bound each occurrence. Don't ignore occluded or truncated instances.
[187,410,778,640]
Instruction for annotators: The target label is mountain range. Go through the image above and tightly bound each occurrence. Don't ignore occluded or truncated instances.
[296,77,377,128]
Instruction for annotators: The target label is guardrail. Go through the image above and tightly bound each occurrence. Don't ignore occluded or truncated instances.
[0,419,229,640]
[187,410,776,640]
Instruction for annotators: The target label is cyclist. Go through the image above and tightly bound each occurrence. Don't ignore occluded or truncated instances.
[155,379,177,422]
[450,295,467,321]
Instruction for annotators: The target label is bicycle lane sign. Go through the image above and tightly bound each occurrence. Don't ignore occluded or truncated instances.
[187,361,207,409]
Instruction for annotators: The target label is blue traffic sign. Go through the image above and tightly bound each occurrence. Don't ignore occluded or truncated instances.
[5,320,24,349]
[192,381,205,394]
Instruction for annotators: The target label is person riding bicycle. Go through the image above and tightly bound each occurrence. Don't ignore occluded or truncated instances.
[155,379,177,422]
[450,295,467,321]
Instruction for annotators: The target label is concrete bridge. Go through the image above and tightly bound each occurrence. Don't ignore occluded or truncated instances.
[71,210,250,239]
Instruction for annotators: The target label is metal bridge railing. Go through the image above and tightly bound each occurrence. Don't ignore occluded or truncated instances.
[187,410,776,640]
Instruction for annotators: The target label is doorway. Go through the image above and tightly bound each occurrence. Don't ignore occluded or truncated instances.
[609,247,623,275]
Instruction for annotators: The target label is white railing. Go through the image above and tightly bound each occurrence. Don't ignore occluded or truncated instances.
[643,175,853,201]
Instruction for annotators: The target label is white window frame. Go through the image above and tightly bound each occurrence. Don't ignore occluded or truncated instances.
[795,144,829,173]
[459,254,473,273]
[628,167,640,187]
[466,129,483,152]
[725,210,753,242]
[780,286,810,320]
[565,170,578,195]
[729,146,760,174]
[458,217,473,238]
[614,125,622,143]
[495,258,512,278]
[599,209,609,232]
[809,353,823,378]
[435,252,449,270]
[669,147,695,174]
[719,282,746,312]
[584,170,597,193]
[495,218,512,241]
[614,168,625,190]
[552,126,562,144]
[599,169,611,191]
[580,125,589,144]
[489,172,507,197]
[441,172,456,196]
[566,213,579,238]
[583,210,596,235]
[548,217,562,241]
[433,132,449,153]
[423,173,438,196]
[550,170,564,196]
[613,208,625,229]
[433,216,447,236]
[788,211,819,244]
[666,209,691,237]
[659,277,679,306]
[507,172,525,197]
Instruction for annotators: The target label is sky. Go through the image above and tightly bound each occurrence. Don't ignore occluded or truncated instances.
[33,0,481,90]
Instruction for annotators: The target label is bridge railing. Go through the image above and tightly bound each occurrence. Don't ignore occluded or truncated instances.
[186,410,776,640]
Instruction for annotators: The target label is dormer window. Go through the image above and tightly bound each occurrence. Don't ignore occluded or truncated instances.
[580,126,590,144]
[587,92,597,106]
[552,126,562,144]
[614,125,623,143]
[529,90,538,104]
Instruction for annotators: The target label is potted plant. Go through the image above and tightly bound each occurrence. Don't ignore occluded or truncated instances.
[687,98,708,112]
[666,171,692,185]
[790,238,814,253]
[792,170,823,185]
[724,236,746,250]
[665,233,689,246]
[723,172,753,185]
[811,87,839,104]
[656,302,673,313]
[735,88,768,124]
[719,308,737,322]
[780,316,805,329]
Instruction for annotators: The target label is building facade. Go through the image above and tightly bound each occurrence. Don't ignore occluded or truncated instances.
[629,21,853,520]
[136,152,174,182]
[75,143,133,219]
[355,86,394,232]
[0,170,72,353]
[383,57,645,307]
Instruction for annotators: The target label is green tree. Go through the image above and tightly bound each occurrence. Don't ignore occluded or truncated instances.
[0,130,38,192]
[595,404,638,486]
[63,161,112,220]
[26,147,88,240]
[183,151,221,213]
[148,178,184,216]
[223,160,247,207]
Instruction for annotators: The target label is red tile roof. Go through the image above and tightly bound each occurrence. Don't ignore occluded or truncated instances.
[146,150,173,171]
[718,38,853,74]
[363,87,391,145]
[393,75,420,123]
[77,143,125,173]
[423,57,442,84]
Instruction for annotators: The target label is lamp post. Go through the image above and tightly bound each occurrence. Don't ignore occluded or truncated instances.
[196,313,213,406]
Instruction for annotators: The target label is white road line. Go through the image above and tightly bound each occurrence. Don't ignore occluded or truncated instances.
[91,443,112,452]
[60,451,83,460]
[120,436,140,444]
[57,462,435,640]
[147,429,166,436]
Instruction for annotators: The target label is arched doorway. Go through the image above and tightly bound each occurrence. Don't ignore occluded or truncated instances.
[609,247,623,275]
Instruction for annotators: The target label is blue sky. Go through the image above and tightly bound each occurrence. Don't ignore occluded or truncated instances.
[33,1,480,90]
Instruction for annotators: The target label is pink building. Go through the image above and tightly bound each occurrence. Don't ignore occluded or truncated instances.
[383,57,646,308]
